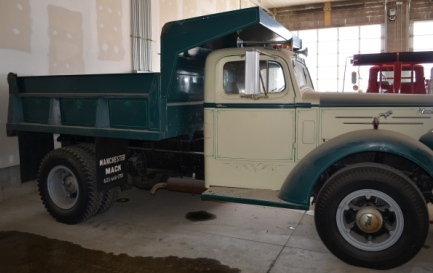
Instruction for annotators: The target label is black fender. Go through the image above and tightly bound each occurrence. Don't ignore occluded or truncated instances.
[278,129,433,208]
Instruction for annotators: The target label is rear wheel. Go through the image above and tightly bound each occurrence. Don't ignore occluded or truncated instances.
[315,163,429,270]
[38,146,102,224]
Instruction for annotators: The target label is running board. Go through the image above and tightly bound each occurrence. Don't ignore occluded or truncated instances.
[201,186,306,210]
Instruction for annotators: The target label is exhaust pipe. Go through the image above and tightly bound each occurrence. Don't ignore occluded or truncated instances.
[150,177,206,195]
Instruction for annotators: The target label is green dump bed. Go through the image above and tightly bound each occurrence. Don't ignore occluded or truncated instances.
[7,7,298,141]
[7,72,174,140]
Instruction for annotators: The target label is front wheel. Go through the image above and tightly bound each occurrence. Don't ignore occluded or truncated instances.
[315,163,429,270]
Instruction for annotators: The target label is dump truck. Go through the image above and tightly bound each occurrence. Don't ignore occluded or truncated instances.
[6,7,433,270]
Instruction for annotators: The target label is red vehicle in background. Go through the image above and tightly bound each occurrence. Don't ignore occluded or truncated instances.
[351,51,433,94]
[366,64,426,94]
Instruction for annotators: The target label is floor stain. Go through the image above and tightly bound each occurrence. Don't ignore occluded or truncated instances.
[0,231,239,273]
[185,211,216,222]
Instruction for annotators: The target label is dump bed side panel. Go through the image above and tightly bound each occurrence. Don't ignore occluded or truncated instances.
[7,73,166,141]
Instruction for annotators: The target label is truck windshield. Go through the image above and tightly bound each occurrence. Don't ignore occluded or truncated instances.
[223,60,285,95]
[292,59,314,92]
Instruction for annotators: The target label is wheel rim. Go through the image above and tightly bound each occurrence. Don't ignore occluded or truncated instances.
[47,165,79,210]
[336,189,404,251]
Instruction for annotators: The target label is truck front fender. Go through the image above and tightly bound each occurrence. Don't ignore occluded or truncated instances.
[278,129,433,208]
[419,129,433,150]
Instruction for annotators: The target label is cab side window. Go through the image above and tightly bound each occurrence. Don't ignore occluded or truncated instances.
[223,60,285,95]
[260,61,285,93]
[223,62,243,94]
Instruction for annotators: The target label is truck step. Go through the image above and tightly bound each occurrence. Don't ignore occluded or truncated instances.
[201,186,305,210]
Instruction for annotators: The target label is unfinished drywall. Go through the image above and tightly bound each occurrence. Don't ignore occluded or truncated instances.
[0,0,31,52]
[96,0,125,61]
[48,5,84,75]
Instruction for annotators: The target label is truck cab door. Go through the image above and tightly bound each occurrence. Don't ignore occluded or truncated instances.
[204,49,296,190]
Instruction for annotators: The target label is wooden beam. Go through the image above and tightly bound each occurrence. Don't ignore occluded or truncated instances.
[324,2,332,27]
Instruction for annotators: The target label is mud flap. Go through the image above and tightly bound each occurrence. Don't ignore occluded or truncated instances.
[18,132,54,182]
[95,137,128,191]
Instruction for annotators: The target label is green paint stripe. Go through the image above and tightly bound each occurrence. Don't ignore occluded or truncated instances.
[203,103,312,109]
[204,102,433,108]
[318,103,433,108]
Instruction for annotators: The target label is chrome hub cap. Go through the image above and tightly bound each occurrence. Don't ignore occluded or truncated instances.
[356,207,383,233]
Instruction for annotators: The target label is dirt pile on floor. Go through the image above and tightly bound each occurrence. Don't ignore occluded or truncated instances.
[0,231,240,273]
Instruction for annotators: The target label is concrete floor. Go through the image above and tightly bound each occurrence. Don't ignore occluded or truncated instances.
[0,182,432,273]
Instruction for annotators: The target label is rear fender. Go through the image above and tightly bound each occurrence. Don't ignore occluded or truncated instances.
[278,129,433,208]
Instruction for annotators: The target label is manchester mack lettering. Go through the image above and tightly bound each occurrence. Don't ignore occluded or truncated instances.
[106,164,122,175]
[99,154,126,166]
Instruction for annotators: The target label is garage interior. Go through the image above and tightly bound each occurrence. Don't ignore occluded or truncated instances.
[0,0,433,272]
